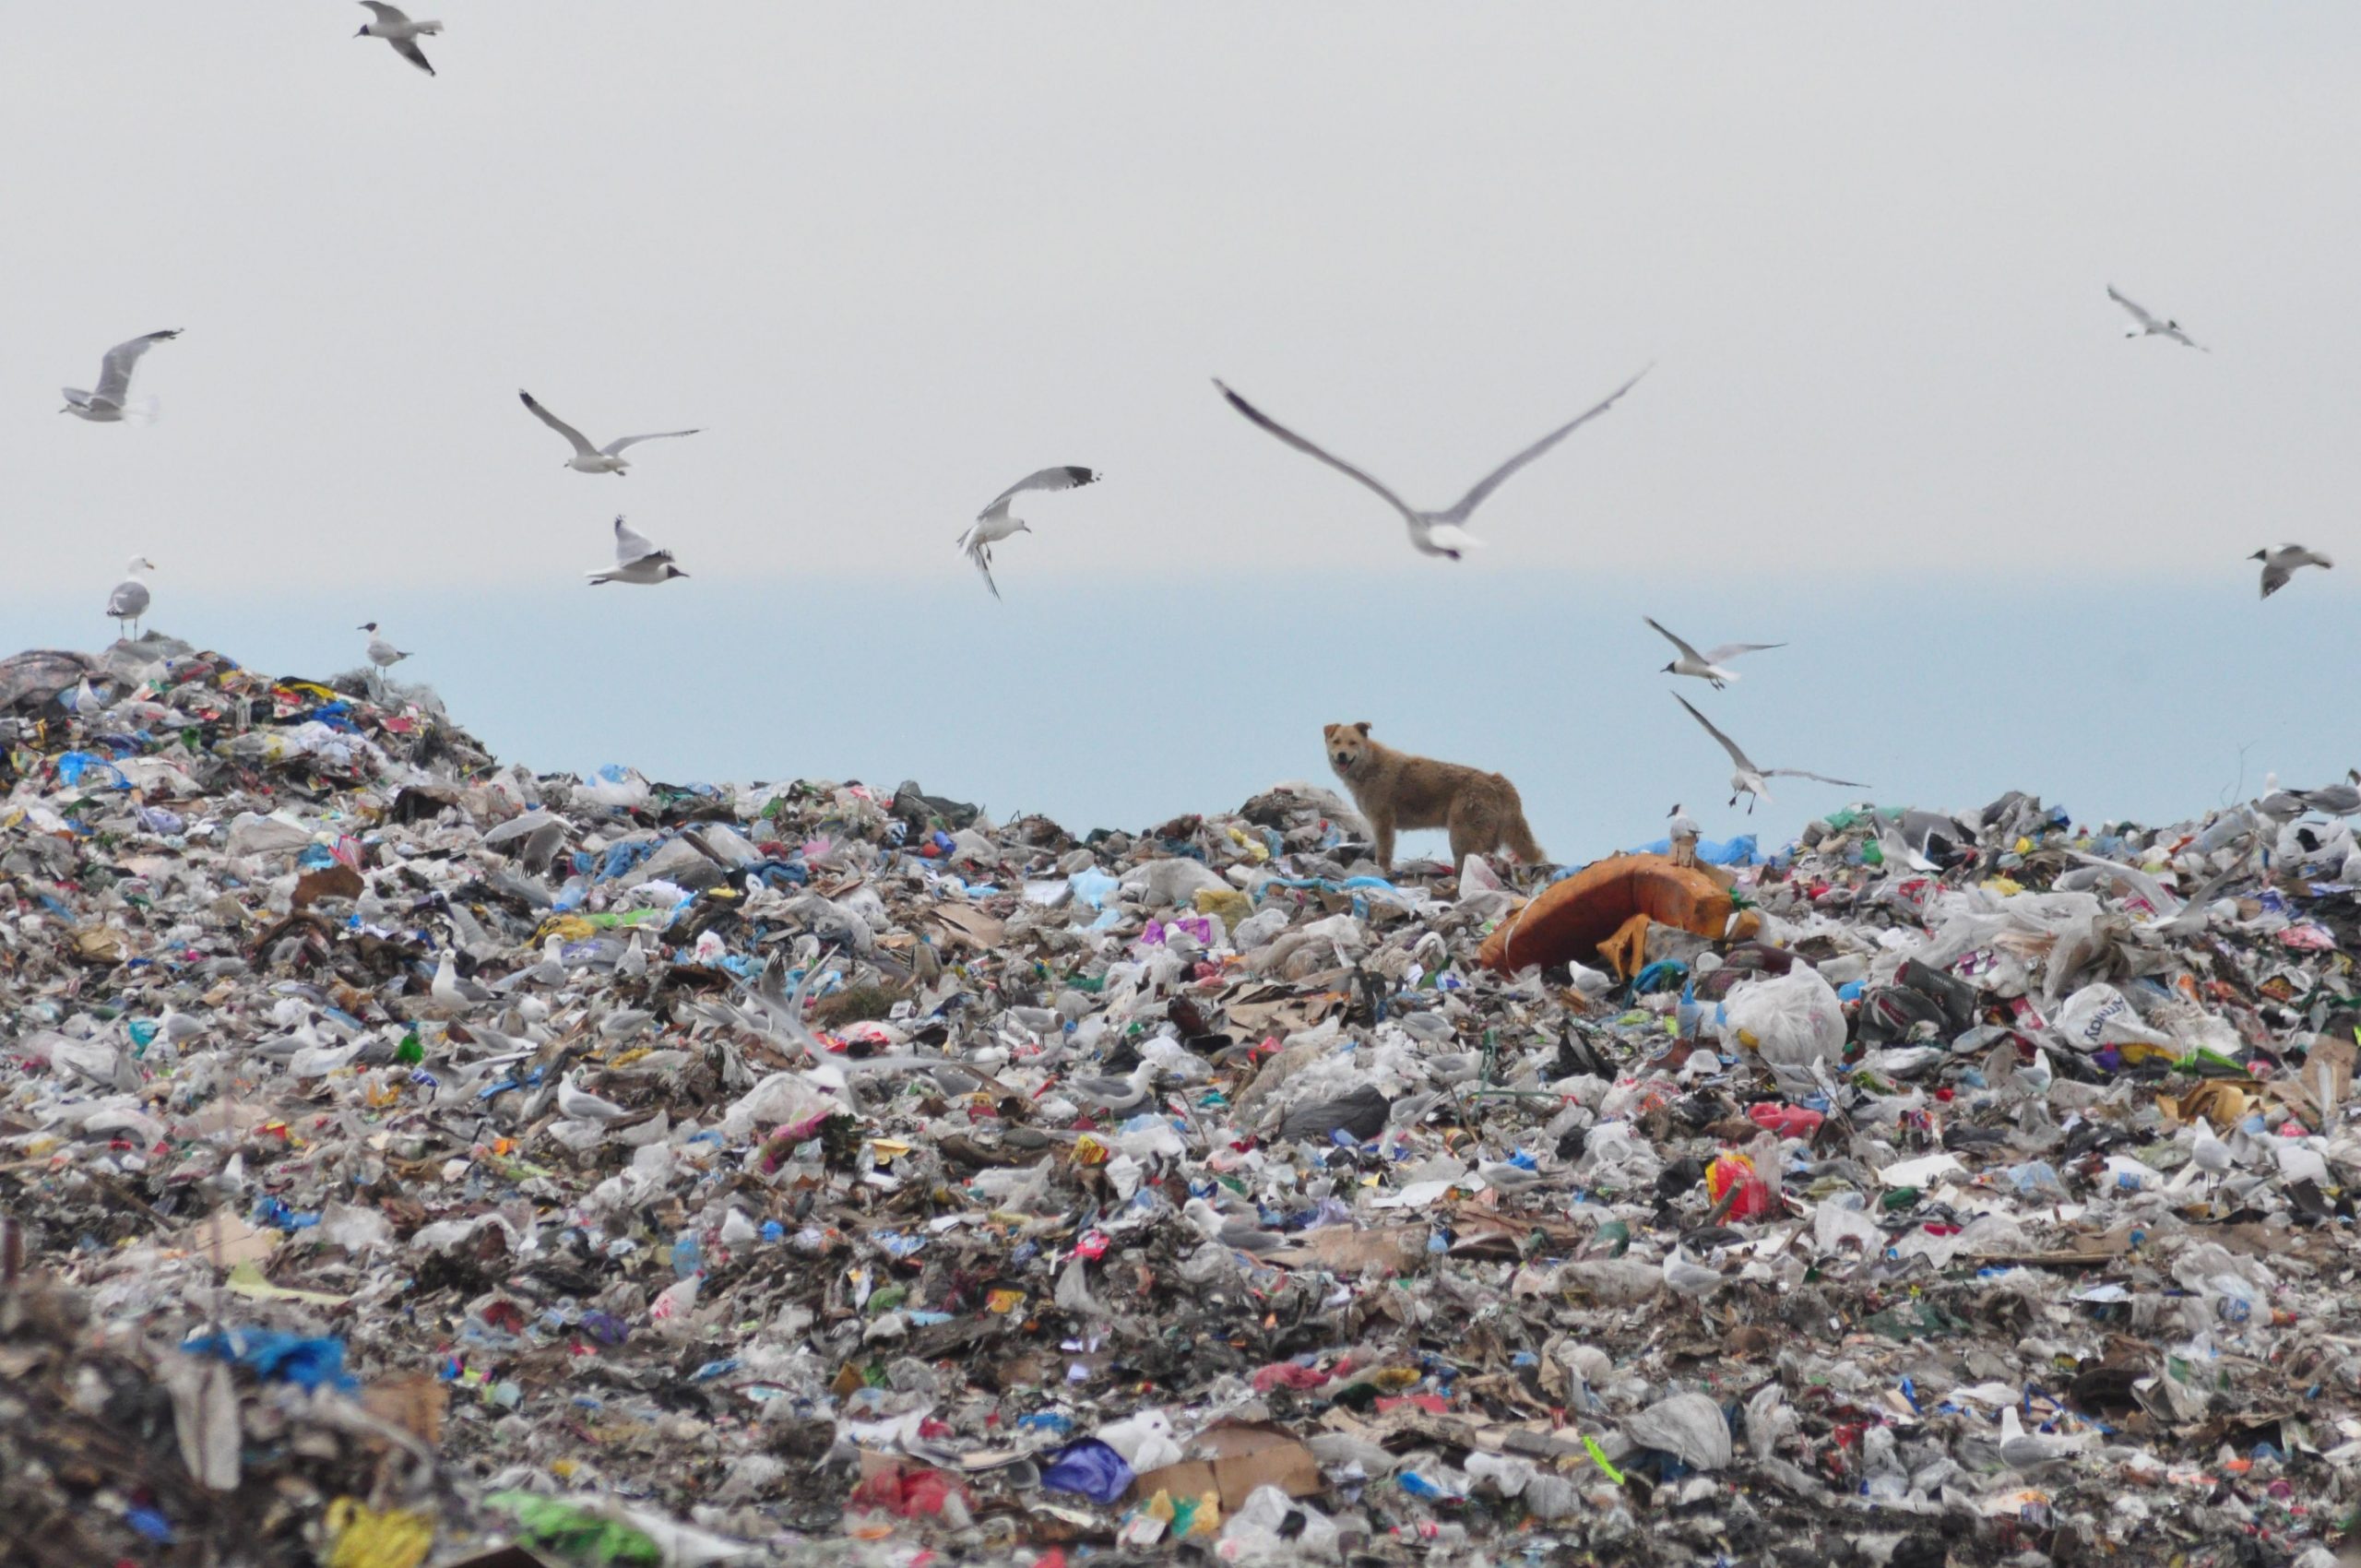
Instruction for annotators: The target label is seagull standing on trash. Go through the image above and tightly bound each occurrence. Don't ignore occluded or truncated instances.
[556,1070,632,1123]
[1997,1406,2093,1471]
[358,623,409,671]
[105,558,156,639]
[2251,544,2332,599]
[2106,285,2206,350]
[2296,771,2361,816]
[63,330,180,422]
[1181,1196,1285,1255]
[587,517,689,586]
[1213,370,1646,561]
[354,3,440,75]
[1066,1060,1158,1118]
[1643,618,1785,690]
[518,391,699,475]
[956,466,1101,600]
[1672,694,1867,814]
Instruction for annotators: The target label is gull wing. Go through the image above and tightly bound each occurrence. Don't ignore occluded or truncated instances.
[94,329,180,406]
[2106,285,2160,330]
[1215,379,1420,523]
[1701,639,1785,663]
[612,516,669,567]
[1762,767,1869,788]
[599,428,701,457]
[1673,692,1754,772]
[389,35,435,75]
[1437,365,1649,524]
[519,391,598,457]
[979,465,1099,521]
[1643,616,1703,663]
[956,528,1003,600]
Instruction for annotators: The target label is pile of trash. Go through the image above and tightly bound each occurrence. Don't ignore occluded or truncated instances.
[6,633,2361,1568]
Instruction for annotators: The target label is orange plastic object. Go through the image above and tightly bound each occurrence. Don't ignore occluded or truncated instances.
[1478,853,1737,974]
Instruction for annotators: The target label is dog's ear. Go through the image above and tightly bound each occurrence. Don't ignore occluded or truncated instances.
[1354,721,1370,736]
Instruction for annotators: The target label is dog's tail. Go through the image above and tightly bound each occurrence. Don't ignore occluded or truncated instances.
[1501,798,1546,865]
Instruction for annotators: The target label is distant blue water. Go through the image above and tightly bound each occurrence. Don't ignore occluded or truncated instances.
[6,571,2353,864]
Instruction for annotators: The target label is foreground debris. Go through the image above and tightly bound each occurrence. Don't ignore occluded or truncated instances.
[5,636,2361,1568]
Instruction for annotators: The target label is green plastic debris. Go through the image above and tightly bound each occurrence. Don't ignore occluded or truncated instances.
[485,1492,661,1566]
[1863,1300,1966,1341]
[1583,1433,1626,1484]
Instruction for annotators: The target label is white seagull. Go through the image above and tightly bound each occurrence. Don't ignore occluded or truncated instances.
[1667,802,1700,841]
[1674,693,1867,814]
[355,3,441,76]
[2106,285,2206,351]
[519,390,700,476]
[1644,617,1785,689]
[358,623,409,670]
[556,1071,632,1123]
[106,557,157,638]
[1181,1196,1285,1256]
[587,516,689,586]
[2251,544,2331,599]
[63,330,181,423]
[1213,369,1647,560]
[955,466,1101,600]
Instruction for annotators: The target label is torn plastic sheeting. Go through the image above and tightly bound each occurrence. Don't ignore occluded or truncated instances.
[181,1328,358,1390]
[1040,1439,1135,1503]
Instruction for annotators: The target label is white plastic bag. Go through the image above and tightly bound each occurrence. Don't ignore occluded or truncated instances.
[1720,967,1846,1068]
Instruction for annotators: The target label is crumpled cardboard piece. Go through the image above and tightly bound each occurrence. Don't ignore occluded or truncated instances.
[1266,1225,1429,1275]
[1129,1420,1322,1509]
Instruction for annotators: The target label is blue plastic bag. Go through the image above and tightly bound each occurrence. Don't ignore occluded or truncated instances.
[1041,1439,1134,1504]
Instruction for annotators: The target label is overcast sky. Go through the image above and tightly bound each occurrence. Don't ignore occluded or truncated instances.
[6,6,2357,856]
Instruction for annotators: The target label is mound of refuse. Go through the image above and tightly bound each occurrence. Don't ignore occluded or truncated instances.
[5,636,2361,1568]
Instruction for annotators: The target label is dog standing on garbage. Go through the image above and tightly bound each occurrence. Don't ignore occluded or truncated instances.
[1323,721,1546,872]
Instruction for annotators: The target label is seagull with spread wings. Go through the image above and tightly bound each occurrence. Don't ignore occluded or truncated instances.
[2250,544,2331,599]
[2106,285,2206,351]
[1644,616,1784,689]
[519,390,700,475]
[354,3,441,76]
[62,330,180,423]
[1213,369,1647,560]
[1674,694,1866,814]
[587,516,689,586]
[956,466,1101,600]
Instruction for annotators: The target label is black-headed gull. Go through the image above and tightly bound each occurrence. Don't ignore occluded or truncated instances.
[519,390,700,476]
[955,466,1100,600]
[63,330,180,423]
[1213,369,1647,560]
[2251,544,2331,599]
[1673,694,1867,814]
[358,623,409,671]
[1644,617,1784,689]
[2106,285,2206,351]
[106,558,156,638]
[587,516,689,586]
[355,3,440,76]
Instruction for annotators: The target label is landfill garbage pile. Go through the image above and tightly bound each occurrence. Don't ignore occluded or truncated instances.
[7,635,2361,1568]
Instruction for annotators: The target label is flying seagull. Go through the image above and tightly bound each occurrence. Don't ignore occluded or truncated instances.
[1673,693,1866,814]
[2106,285,2206,351]
[2251,544,2331,599]
[1644,617,1785,689]
[106,558,157,638]
[587,516,689,586]
[355,3,440,76]
[358,623,409,671]
[62,330,181,423]
[518,390,700,475]
[955,465,1101,600]
[1213,368,1647,560]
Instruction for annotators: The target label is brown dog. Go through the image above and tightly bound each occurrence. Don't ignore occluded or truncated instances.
[1323,721,1546,872]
